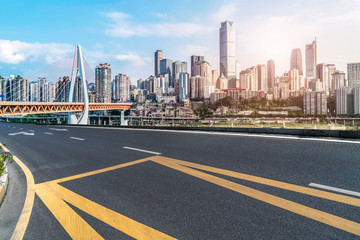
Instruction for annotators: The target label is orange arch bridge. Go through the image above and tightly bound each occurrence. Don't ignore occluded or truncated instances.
[0,102,132,116]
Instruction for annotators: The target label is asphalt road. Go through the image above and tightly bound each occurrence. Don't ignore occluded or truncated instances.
[0,122,359,239]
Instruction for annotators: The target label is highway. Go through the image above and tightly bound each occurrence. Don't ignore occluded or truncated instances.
[0,122,359,239]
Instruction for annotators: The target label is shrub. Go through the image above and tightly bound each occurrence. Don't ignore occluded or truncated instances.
[0,143,13,176]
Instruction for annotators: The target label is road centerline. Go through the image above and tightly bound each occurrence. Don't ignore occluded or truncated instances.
[70,137,85,141]
[123,146,162,155]
[309,183,360,197]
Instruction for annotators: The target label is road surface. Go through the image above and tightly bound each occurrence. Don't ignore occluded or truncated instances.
[0,122,359,239]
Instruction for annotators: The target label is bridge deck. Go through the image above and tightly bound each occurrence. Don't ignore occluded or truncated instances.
[0,102,132,116]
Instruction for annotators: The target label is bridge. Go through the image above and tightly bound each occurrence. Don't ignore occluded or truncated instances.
[0,45,132,124]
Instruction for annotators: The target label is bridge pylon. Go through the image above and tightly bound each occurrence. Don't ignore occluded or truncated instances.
[68,45,89,125]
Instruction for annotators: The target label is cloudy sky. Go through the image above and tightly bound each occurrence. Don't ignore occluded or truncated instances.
[0,0,359,83]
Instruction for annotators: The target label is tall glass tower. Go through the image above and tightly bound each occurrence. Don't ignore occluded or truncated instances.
[305,38,317,79]
[220,21,236,84]
[290,48,303,76]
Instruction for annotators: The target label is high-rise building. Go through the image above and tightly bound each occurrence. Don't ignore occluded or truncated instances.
[95,63,112,103]
[336,87,353,115]
[290,48,303,76]
[154,50,164,77]
[9,75,29,102]
[257,64,267,91]
[332,71,346,90]
[303,91,327,115]
[114,73,130,102]
[347,63,360,88]
[172,61,188,82]
[160,59,173,87]
[193,59,213,87]
[220,21,236,82]
[190,76,205,99]
[179,72,190,102]
[191,55,204,77]
[326,64,336,91]
[267,60,275,89]
[316,63,329,92]
[55,76,71,102]
[305,38,317,79]
[0,76,8,101]
[289,68,300,91]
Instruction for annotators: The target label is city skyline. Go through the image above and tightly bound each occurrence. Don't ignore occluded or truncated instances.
[0,0,359,83]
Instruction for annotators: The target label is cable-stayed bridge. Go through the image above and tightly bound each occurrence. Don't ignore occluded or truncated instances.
[0,45,131,125]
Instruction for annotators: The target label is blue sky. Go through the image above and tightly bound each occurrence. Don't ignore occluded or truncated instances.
[0,0,359,83]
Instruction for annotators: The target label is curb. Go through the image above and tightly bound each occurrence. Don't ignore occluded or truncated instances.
[59,124,360,140]
[0,166,9,206]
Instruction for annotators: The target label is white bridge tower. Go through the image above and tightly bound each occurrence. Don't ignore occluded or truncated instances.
[68,44,89,125]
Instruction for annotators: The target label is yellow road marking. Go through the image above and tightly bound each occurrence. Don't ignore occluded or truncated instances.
[150,156,360,236]
[0,143,36,240]
[36,182,176,240]
[35,158,176,239]
[167,158,360,207]
[50,158,151,184]
[36,183,103,239]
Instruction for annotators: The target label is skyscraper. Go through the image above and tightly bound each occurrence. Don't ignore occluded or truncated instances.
[160,59,173,87]
[290,48,303,75]
[191,55,204,77]
[154,50,164,77]
[114,73,130,102]
[267,59,275,89]
[347,63,360,88]
[179,72,190,102]
[306,38,317,79]
[257,64,267,91]
[220,21,236,84]
[95,63,112,103]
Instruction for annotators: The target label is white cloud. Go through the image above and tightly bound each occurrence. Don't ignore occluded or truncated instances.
[102,12,215,38]
[152,13,170,19]
[116,53,151,64]
[210,2,238,23]
[0,39,73,64]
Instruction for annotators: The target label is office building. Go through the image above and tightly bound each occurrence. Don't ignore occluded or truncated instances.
[190,76,205,99]
[290,48,303,75]
[267,59,275,89]
[193,59,213,87]
[154,50,164,77]
[179,72,190,102]
[336,87,354,115]
[191,55,204,77]
[348,63,360,88]
[332,71,346,90]
[257,64,267,91]
[306,38,317,78]
[220,21,236,82]
[160,59,173,87]
[289,68,300,91]
[95,63,112,103]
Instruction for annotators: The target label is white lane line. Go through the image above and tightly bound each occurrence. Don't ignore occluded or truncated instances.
[49,128,68,132]
[74,126,360,145]
[29,130,35,132]
[123,146,161,155]
[309,183,360,197]
[70,137,85,141]
[8,132,34,136]
[44,132,53,135]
